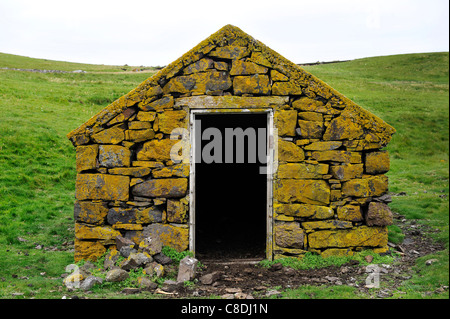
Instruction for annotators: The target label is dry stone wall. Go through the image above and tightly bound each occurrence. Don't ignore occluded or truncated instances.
[68,25,395,261]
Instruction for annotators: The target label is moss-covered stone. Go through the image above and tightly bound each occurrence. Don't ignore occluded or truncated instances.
[278,139,305,162]
[274,222,305,248]
[167,199,188,223]
[158,110,187,134]
[137,139,179,162]
[297,120,324,139]
[304,141,342,151]
[230,60,268,75]
[275,110,297,137]
[233,74,270,95]
[278,163,328,179]
[302,220,353,230]
[274,203,334,219]
[366,202,393,226]
[98,145,131,168]
[323,112,364,141]
[310,150,362,163]
[74,239,106,262]
[91,124,125,145]
[308,226,388,249]
[336,204,363,222]
[272,81,303,95]
[292,97,324,111]
[125,129,155,142]
[365,151,390,174]
[163,71,232,94]
[132,178,188,198]
[141,96,174,112]
[75,173,130,201]
[76,144,99,172]
[74,200,108,225]
[75,223,121,241]
[143,224,189,252]
[208,45,249,60]
[330,163,364,181]
[276,179,330,205]
[183,58,214,74]
[341,175,388,197]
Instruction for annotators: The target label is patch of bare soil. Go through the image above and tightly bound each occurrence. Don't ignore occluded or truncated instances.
[167,215,445,299]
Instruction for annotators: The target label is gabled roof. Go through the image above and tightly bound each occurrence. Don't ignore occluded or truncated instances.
[67,24,395,148]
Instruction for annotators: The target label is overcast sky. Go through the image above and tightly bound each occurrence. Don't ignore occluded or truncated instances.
[0,0,448,66]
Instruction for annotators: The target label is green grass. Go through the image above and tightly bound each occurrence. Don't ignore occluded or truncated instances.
[0,51,448,299]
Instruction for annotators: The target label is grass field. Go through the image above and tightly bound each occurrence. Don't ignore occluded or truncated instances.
[0,51,448,299]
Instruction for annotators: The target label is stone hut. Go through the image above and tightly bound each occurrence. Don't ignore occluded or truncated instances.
[67,25,396,262]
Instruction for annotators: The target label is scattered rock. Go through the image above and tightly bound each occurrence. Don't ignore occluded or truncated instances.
[365,255,374,263]
[80,276,103,291]
[177,256,198,283]
[119,246,137,258]
[115,235,135,251]
[269,263,283,271]
[425,258,438,266]
[153,252,172,265]
[105,269,129,282]
[138,277,158,291]
[199,271,222,285]
[139,236,162,256]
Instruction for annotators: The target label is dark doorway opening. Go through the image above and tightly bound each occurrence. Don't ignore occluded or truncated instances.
[195,113,267,260]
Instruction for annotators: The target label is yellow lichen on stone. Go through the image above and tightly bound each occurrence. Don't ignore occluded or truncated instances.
[308,226,388,249]
[75,173,130,201]
[276,179,330,205]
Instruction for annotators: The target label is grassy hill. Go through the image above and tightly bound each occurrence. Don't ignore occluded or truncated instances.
[0,51,448,299]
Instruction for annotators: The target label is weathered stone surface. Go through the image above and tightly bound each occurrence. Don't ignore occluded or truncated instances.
[74,200,108,225]
[274,203,334,219]
[366,202,393,226]
[136,206,164,224]
[304,141,342,151]
[276,179,330,205]
[141,96,174,112]
[275,110,297,137]
[137,139,179,162]
[138,276,158,290]
[132,178,188,198]
[128,121,152,130]
[74,239,106,262]
[183,58,214,74]
[105,268,129,282]
[80,275,103,291]
[230,60,268,75]
[75,223,121,241]
[76,144,99,172]
[308,226,388,249]
[323,111,365,141]
[174,95,288,109]
[75,174,129,201]
[302,220,353,230]
[298,112,324,122]
[139,236,163,256]
[152,164,189,178]
[297,120,324,139]
[278,140,305,162]
[115,235,135,251]
[132,161,165,169]
[272,81,302,95]
[108,107,136,126]
[163,71,232,94]
[108,167,151,177]
[158,110,187,134]
[136,111,156,122]
[208,45,249,60]
[167,200,188,223]
[336,205,363,222]
[233,74,270,95]
[143,224,189,252]
[107,207,137,225]
[177,256,199,283]
[330,164,364,181]
[292,97,324,111]
[310,150,362,163]
[98,145,131,168]
[365,151,390,174]
[274,222,305,248]
[341,175,388,197]
[278,163,329,179]
[125,129,155,142]
[92,124,125,144]
[271,69,289,81]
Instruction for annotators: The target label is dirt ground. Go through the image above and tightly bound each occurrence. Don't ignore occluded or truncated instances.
[163,215,445,298]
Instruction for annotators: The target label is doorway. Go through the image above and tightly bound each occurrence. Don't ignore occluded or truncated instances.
[191,111,271,261]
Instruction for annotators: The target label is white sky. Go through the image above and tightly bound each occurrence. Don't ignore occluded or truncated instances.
[0,0,448,66]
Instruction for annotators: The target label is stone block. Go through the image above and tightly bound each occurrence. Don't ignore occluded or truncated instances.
[336,204,363,222]
[275,110,297,137]
[98,145,131,168]
[183,58,214,74]
[366,202,393,226]
[308,226,388,249]
[125,129,155,142]
[292,97,324,111]
[276,179,330,205]
[271,69,289,81]
[135,206,164,224]
[158,110,187,134]
[341,175,388,197]
[274,203,334,219]
[108,167,151,177]
[272,81,303,95]
[278,163,329,179]
[136,111,157,122]
[74,239,106,262]
[274,222,305,248]
[152,164,189,178]
[143,223,189,252]
[137,139,179,162]
[163,71,232,94]
[75,173,130,201]
[330,163,364,181]
[230,60,268,75]
[278,139,305,162]
[76,144,99,172]
[74,200,108,225]
[208,45,249,60]
[132,178,188,198]
[297,120,324,139]
[298,112,324,122]
[302,220,353,230]
[167,200,188,223]
[323,114,364,141]
[75,223,121,241]
[92,124,125,144]
[310,150,362,163]
[365,151,390,174]
[304,141,342,151]
[233,74,270,95]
